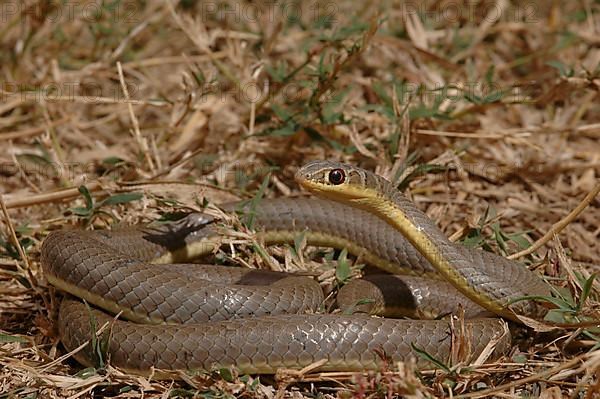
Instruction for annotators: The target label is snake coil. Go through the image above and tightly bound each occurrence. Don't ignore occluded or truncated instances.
[42,161,550,376]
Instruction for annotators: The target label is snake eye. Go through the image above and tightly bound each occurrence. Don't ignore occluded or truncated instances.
[328,168,345,185]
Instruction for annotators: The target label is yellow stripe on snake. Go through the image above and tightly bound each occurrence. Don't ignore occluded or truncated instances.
[41,161,551,377]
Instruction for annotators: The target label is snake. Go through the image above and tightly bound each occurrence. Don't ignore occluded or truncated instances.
[41,160,551,377]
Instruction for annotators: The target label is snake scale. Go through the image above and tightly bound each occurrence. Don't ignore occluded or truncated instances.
[41,160,551,376]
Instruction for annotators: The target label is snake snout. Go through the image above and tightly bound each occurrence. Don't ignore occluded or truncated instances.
[293,168,309,184]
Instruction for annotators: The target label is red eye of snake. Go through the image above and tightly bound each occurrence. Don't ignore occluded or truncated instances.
[328,168,345,185]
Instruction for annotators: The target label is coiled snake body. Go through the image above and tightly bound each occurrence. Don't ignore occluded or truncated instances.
[42,161,550,376]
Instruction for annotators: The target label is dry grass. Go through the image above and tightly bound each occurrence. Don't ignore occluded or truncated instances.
[1,0,599,397]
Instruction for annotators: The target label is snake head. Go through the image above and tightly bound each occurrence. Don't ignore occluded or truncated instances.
[295,160,382,202]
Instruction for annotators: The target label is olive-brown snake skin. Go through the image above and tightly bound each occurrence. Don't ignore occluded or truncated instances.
[42,161,551,376]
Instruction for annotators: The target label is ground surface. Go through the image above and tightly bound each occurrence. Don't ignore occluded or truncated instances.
[1,1,599,398]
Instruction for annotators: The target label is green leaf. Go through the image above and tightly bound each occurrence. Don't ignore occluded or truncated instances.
[293,231,307,257]
[392,150,419,184]
[546,60,574,77]
[16,153,52,165]
[462,232,485,248]
[98,192,143,207]
[271,104,292,121]
[576,273,596,312]
[356,298,376,306]
[335,248,351,283]
[370,81,392,107]
[464,91,483,104]
[219,367,234,382]
[251,243,272,265]
[411,343,451,373]
[74,367,98,379]
[302,126,327,142]
[482,90,504,103]
[70,206,93,217]
[512,353,527,364]
[545,309,568,323]
[362,103,395,120]
[244,174,270,230]
[268,124,298,137]
[0,334,28,343]
[342,298,376,315]
[510,295,574,312]
[15,224,32,235]
[84,301,104,369]
[168,388,196,398]
[505,232,532,250]
[491,222,508,254]
[550,285,577,308]
[79,185,94,211]
[0,236,33,260]
[397,163,446,191]
[248,375,260,391]
[265,63,288,83]
[101,156,125,165]
[484,65,495,86]
[554,31,578,51]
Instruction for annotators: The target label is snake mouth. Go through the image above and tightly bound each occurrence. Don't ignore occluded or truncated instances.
[296,176,367,203]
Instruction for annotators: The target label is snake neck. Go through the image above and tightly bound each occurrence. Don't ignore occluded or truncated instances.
[349,188,519,321]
